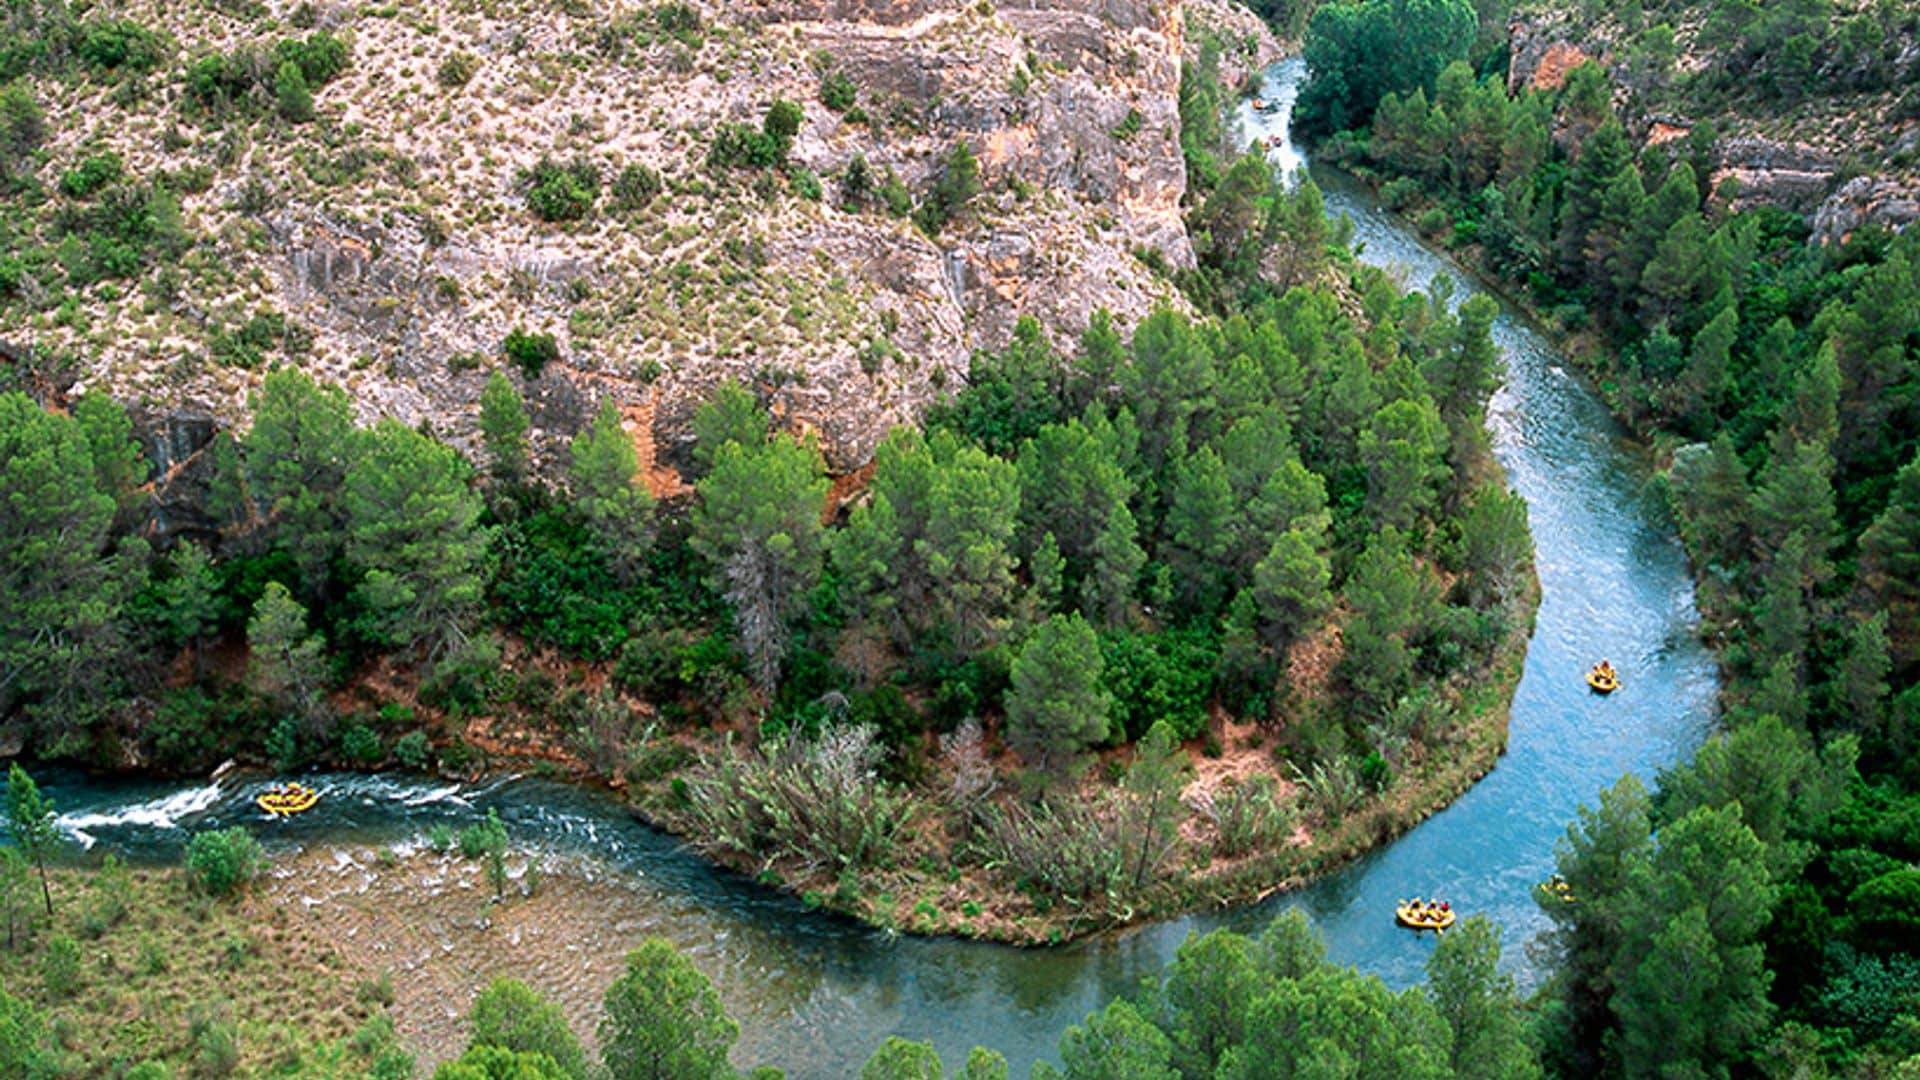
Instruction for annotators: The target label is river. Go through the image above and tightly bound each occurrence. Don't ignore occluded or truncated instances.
[34,59,1716,1078]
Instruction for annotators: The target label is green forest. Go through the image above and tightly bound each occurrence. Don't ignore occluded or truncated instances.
[1293,0,1920,1075]
[1,0,1917,1075]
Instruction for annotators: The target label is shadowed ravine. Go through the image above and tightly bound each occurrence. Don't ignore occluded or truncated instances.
[39,58,1716,1078]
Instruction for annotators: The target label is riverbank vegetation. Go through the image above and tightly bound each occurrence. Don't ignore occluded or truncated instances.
[0,857,409,1077]
[0,832,1541,1079]
[0,31,1540,943]
[1295,0,1920,1074]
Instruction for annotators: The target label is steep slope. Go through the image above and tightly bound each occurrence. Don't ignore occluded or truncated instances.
[3,0,1275,491]
[1507,0,1920,242]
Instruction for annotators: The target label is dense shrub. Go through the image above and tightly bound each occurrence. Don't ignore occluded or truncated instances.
[503,328,559,378]
[708,99,804,171]
[610,162,662,211]
[76,20,168,74]
[58,153,123,199]
[679,725,913,873]
[914,141,979,235]
[186,827,264,897]
[819,68,857,112]
[438,50,478,88]
[1100,628,1218,742]
[273,31,349,86]
[521,157,599,222]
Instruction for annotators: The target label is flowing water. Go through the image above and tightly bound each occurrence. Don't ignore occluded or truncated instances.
[31,59,1716,1078]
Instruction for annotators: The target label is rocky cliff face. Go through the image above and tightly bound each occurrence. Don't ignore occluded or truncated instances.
[11,0,1276,497]
[1505,4,1920,242]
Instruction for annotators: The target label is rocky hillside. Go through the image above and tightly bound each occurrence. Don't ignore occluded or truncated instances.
[1,0,1277,498]
[1507,0,1920,243]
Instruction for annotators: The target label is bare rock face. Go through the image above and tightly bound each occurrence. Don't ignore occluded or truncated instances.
[24,0,1238,479]
[1506,18,1604,96]
[1183,0,1288,91]
[1713,136,1842,216]
[1812,174,1920,246]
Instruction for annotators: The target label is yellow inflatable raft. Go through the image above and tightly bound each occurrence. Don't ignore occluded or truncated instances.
[1586,666,1619,693]
[257,783,319,817]
[1395,900,1457,932]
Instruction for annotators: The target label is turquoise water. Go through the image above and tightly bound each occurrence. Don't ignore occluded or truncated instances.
[35,59,1715,1078]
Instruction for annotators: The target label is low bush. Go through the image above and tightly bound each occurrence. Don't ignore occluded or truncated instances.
[503,328,559,379]
[610,162,662,211]
[273,31,349,86]
[41,934,80,997]
[393,730,431,770]
[77,20,168,74]
[819,68,856,112]
[59,153,123,199]
[437,50,478,88]
[1205,775,1297,857]
[520,157,599,222]
[975,791,1127,904]
[679,725,913,874]
[340,723,383,765]
[185,827,264,897]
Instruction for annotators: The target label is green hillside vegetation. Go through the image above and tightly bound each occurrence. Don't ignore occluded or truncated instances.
[1296,0,1920,1075]
[0,818,1539,1080]
[0,32,1545,941]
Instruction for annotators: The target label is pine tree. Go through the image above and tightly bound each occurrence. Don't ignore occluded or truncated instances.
[1749,440,1837,588]
[1556,121,1632,284]
[1166,447,1239,610]
[1771,344,1841,460]
[1459,483,1532,609]
[1671,434,1749,573]
[1082,503,1145,627]
[2,765,57,916]
[570,398,656,586]
[1840,611,1893,735]
[468,978,589,1079]
[1121,720,1192,893]
[1005,613,1113,775]
[245,368,356,594]
[690,381,768,476]
[599,940,737,1080]
[0,393,145,735]
[1588,164,1647,318]
[1250,529,1333,652]
[1358,397,1451,532]
[1682,304,1737,425]
[1046,999,1176,1080]
[342,421,492,655]
[1611,806,1776,1080]
[861,1038,944,1080]
[1539,775,1654,1067]
[691,434,828,692]
[1426,916,1539,1080]
[1423,293,1500,472]
[156,541,222,676]
[1339,528,1434,716]
[1859,447,1920,667]
[1638,214,1711,327]
[72,392,144,512]
[247,581,330,732]
[479,369,531,487]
